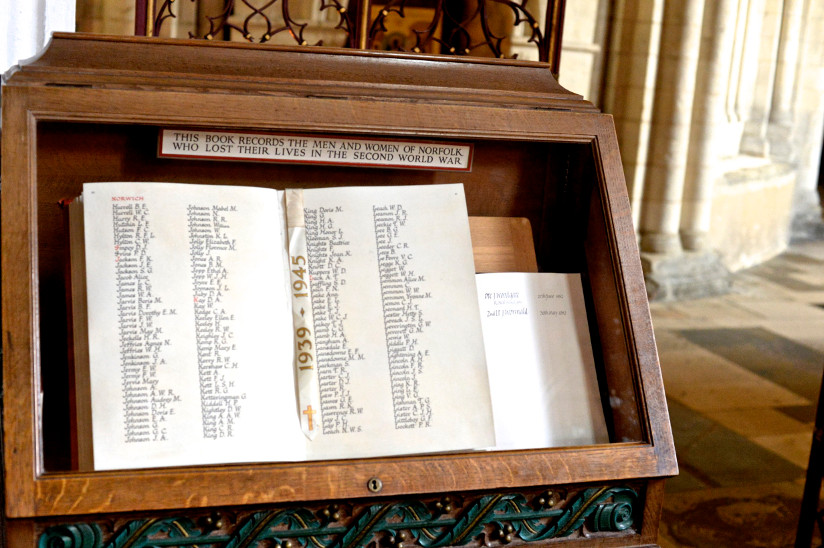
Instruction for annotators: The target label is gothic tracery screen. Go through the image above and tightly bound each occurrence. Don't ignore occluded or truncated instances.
[130,0,564,74]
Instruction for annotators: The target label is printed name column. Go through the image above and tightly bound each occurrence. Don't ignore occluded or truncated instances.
[304,206,365,435]
[187,204,245,440]
[112,199,178,444]
[373,204,432,430]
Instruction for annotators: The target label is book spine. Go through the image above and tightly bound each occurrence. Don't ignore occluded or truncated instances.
[286,189,320,440]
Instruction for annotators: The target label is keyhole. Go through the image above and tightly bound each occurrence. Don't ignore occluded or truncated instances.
[367,477,383,493]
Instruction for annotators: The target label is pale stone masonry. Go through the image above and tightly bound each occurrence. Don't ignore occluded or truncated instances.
[557,0,824,299]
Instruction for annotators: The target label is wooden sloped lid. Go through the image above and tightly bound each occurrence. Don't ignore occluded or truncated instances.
[5,32,598,113]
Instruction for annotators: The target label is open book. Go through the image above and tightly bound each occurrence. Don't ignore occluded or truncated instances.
[69,182,495,470]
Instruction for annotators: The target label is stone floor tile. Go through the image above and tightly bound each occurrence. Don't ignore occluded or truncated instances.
[667,380,809,412]
[752,431,815,469]
[706,407,811,438]
[659,481,813,547]
[660,344,810,411]
[727,299,824,322]
[663,466,709,493]
[762,320,824,354]
[665,400,804,487]
[652,298,765,327]
[677,327,824,402]
[778,403,818,424]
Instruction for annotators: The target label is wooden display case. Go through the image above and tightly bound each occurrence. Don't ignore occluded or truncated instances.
[1,33,677,547]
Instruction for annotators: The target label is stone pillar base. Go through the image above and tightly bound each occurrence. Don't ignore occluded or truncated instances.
[641,250,731,302]
[790,188,824,243]
[767,122,795,161]
[791,209,824,242]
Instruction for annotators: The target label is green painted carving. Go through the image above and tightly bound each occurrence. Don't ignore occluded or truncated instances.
[224,511,282,548]
[589,487,636,532]
[225,508,336,548]
[41,517,211,548]
[39,486,638,548]
[513,486,638,541]
[38,523,101,548]
[105,517,207,547]
[106,518,158,547]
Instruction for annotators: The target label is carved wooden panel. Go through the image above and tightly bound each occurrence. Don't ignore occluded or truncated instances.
[36,483,644,547]
[135,0,566,75]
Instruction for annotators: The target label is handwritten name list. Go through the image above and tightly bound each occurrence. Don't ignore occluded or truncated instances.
[112,200,179,444]
[304,205,364,435]
[373,204,433,430]
[187,204,245,440]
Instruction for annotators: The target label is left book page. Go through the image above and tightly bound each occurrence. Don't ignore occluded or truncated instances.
[71,182,304,470]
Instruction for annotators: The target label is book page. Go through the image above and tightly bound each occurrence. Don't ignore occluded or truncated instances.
[81,182,302,470]
[297,184,495,459]
[475,273,609,449]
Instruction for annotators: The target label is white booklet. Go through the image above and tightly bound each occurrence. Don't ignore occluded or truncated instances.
[477,273,609,450]
[69,182,494,470]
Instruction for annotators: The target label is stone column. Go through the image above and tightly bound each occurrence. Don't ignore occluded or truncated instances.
[733,0,768,143]
[740,0,784,156]
[789,0,824,240]
[601,0,665,229]
[2,0,75,76]
[681,0,739,251]
[638,0,705,254]
[767,0,805,160]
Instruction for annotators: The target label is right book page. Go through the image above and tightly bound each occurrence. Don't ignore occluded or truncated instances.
[475,273,609,450]
[296,184,495,460]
